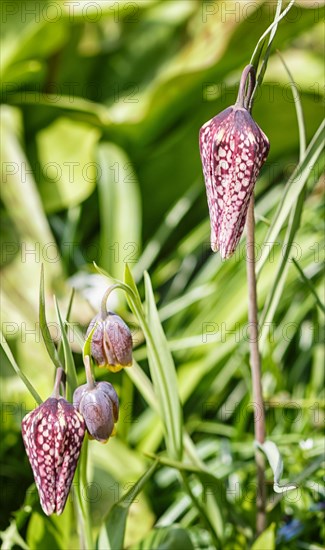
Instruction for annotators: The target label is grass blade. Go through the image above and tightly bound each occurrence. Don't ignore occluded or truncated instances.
[54,297,78,401]
[144,271,183,460]
[292,259,325,313]
[259,56,307,346]
[0,331,42,404]
[39,264,61,370]
[256,119,325,276]
[133,183,199,280]
[97,460,159,550]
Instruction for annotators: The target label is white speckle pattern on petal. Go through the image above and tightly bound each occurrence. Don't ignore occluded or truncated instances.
[21,397,85,516]
[199,105,269,258]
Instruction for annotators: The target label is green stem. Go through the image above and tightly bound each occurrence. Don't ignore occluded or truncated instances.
[235,65,256,111]
[75,437,94,550]
[84,355,96,390]
[100,284,120,319]
[51,367,65,399]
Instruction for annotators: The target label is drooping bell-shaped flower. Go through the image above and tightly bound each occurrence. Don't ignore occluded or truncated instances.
[199,65,270,259]
[86,307,133,373]
[21,368,85,516]
[74,358,119,443]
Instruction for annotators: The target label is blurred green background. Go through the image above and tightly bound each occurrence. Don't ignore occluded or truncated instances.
[0,1,324,549]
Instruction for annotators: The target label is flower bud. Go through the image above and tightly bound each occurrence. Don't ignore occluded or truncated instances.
[73,381,119,443]
[21,369,85,516]
[199,65,269,259]
[86,311,133,372]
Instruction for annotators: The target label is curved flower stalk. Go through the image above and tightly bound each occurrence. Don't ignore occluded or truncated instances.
[74,356,119,443]
[21,368,85,516]
[199,65,270,259]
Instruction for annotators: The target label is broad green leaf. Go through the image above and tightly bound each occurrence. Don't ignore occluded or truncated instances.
[97,143,141,279]
[251,522,276,550]
[26,502,71,550]
[0,105,62,281]
[0,4,67,81]
[97,460,159,550]
[36,117,101,213]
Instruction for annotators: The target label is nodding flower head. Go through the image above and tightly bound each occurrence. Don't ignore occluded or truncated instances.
[21,368,85,516]
[199,65,270,259]
[86,310,133,372]
[74,359,119,443]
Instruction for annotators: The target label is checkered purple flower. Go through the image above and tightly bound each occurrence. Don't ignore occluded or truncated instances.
[74,378,119,443]
[86,311,133,372]
[21,369,85,516]
[199,65,270,259]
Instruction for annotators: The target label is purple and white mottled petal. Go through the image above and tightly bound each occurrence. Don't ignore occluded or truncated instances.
[22,397,85,516]
[73,381,119,443]
[199,104,269,259]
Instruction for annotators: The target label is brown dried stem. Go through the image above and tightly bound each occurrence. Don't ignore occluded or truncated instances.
[246,195,266,535]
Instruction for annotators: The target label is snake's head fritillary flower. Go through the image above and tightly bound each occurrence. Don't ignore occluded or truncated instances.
[86,310,132,372]
[21,368,85,516]
[74,376,119,443]
[199,65,270,259]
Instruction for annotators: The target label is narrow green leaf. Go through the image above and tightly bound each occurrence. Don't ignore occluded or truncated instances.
[249,0,292,108]
[124,263,142,308]
[130,526,194,550]
[58,288,75,367]
[66,322,85,350]
[0,331,42,404]
[277,52,306,160]
[83,323,96,362]
[97,460,159,550]
[146,452,225,542]
[9,93,112,127]
[144,271,183,460]
[133,183,199,280]
[53,297,78,402]
[98,265,183,458]
[65,287,75,323]
[39,264,61,370]
[250,0,294,71]
[292,259,325,313]
[257,119,325,276]
[259,57,307,347]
